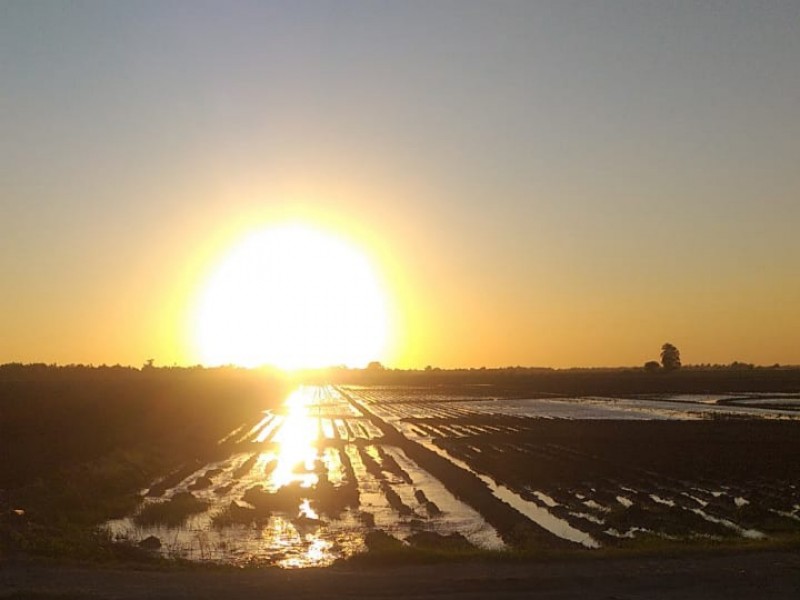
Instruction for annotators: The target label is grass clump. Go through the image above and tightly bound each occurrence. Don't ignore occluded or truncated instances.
[134,492,209,527]
[211,501,261,528]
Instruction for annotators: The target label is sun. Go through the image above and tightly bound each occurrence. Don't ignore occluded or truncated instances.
[191,222,391,370]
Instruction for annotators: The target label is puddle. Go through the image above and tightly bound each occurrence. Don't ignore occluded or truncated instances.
[689,508,765,539]
[217,424,246,445]
[583,500,608,512]
[492,484,599,548]
[362,398,600,548]
[569,512,605,525]
[772,509,800,522]
[409,434,598,548]
[683,493,709,508]
[255,415,282,443]
[320,447,345,486]
[650,494,676,507]
[383,446,505,549]
[534,491,558,508]
[359,388,800,422]
[241,414,272,443]
[605,527,651,539]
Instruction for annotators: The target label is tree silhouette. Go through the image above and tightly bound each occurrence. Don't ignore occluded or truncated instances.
[644,360,661,373]
[660,343,681,371]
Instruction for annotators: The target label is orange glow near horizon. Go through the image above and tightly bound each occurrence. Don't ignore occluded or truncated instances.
[189,221,393,370]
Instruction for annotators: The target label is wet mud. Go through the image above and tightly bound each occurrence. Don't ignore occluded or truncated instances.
[106,385,800,566]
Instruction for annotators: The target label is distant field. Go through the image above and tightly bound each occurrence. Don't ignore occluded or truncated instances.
[2,366,800,567]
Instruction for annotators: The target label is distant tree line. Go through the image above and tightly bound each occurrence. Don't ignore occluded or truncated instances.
[641,342,772,373]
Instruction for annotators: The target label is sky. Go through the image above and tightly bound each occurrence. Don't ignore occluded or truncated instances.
[2,1,799,369]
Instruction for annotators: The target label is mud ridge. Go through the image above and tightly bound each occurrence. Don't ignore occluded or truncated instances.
[338,387,572,550]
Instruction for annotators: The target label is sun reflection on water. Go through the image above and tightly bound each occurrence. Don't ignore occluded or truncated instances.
[106,386,370,568]
[270,386,320,489]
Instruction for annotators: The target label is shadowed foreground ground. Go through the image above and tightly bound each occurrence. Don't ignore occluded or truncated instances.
[2,550,799,599]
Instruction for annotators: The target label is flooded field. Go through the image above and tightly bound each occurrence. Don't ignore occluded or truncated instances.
[106,386,503,567]
[106,385,800,566]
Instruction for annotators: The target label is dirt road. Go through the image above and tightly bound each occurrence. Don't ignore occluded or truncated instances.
[2,550,799,599]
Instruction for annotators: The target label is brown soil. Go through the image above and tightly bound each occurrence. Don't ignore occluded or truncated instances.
[424,418,800,544]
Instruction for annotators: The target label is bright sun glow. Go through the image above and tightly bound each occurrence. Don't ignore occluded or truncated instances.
[192,222,390,370]
[270,386,319,488]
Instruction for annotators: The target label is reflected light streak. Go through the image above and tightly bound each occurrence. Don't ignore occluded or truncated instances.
[260,387,336,568]
[270,387,320,488]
